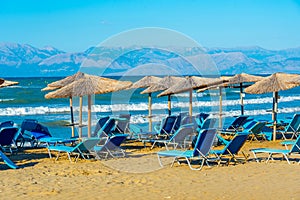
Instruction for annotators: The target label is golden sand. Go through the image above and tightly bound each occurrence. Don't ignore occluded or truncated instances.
[0,140,299,200]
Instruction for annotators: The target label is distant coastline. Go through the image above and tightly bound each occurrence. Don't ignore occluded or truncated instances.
[2,74,280,79]
[1,42,299,78]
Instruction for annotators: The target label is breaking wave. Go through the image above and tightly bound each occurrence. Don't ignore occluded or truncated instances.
[0,95,299,119]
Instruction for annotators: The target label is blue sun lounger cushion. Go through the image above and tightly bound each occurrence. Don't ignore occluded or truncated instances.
[47,138,100,162]
[0,149,18,169]
[0,127,19,154]
[94,134,128,159]
[0,121,14,130]
[250,135,300,164]
[219,115,249,132]
[210,133,249,166]
[146,124,195,150]
[16,119,52,147]
[157,128,217,170]
[278,114,300,140]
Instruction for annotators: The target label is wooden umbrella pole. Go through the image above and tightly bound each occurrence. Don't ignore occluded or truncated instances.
[219,87,223,129]
[272,91,278,141]
[272,92,278,121]
[88,95,92,138]
[240,83,244,115]
[189,89,193,116]
[69,97,75,137]
[79,96,83,138]
[148,93,152,132]
[168,95,171,116]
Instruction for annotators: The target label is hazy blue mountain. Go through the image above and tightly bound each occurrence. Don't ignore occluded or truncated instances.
[0,43,82,77]
[0,42,299,77]
[0,43,64,65]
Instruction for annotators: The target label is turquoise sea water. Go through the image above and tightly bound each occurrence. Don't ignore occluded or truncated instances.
[0,76,299,138]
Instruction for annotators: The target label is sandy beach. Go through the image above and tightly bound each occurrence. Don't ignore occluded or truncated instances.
[0,140,299,200]
[1,1,300,200]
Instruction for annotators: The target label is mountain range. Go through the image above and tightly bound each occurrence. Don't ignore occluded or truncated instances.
[0,42,299,77]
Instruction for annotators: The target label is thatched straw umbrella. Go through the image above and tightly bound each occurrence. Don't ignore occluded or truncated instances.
[196,76,230,128]
[287,74,300,85]
[141,76,185,116]
[43,72,115,137]
[0,79,19,88]
[129,76,162,131]
[227,73,263,115]
[196,74,261,128]
[42,72,87,137]
[245,72,299,141]
[158,76,224,116]
[130,76,162,89]
[45,74,132,137]
[44,72,85,89]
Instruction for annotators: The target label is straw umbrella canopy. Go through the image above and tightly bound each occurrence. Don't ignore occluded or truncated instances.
[43,72,85,90]
[141,76,185,115]
[196,74,262,120]
[287,74,300,85]
[42,72,88,137]
[227,73,263,115]
[0,79,19,88]
[129,76,162,131]
[45,74,132,137]
[196,77,230,128]
[130,76,162,89]
[42,72,115,136]
[245,72,299,141]
[158,76,224,116]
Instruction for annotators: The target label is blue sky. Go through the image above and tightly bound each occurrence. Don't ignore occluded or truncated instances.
[1,0,300,52]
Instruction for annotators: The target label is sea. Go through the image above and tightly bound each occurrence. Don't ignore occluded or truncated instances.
[0,76,299,138]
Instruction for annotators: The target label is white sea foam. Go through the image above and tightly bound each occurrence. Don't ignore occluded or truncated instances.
[4,85,21,88]
[168,95,300,109]
[216,107,300,118]
[175,92,206,98]
[77,113,167,126]
[0,98,14,102]
[103,106,300,125]
[0,95,299,117]
[93,103,149,112]
[0,106,70,116]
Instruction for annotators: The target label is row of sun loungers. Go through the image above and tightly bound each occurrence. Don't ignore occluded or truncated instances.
[0,112,299,169]
[0,116,131,167]
[158,128,300,170]
[47,134,128,162]
[218,114,300,141]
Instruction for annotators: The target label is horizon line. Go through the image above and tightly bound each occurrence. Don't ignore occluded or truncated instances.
[1,42,300,53]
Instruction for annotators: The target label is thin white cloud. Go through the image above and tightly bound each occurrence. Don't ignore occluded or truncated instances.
[99,20,111,25]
